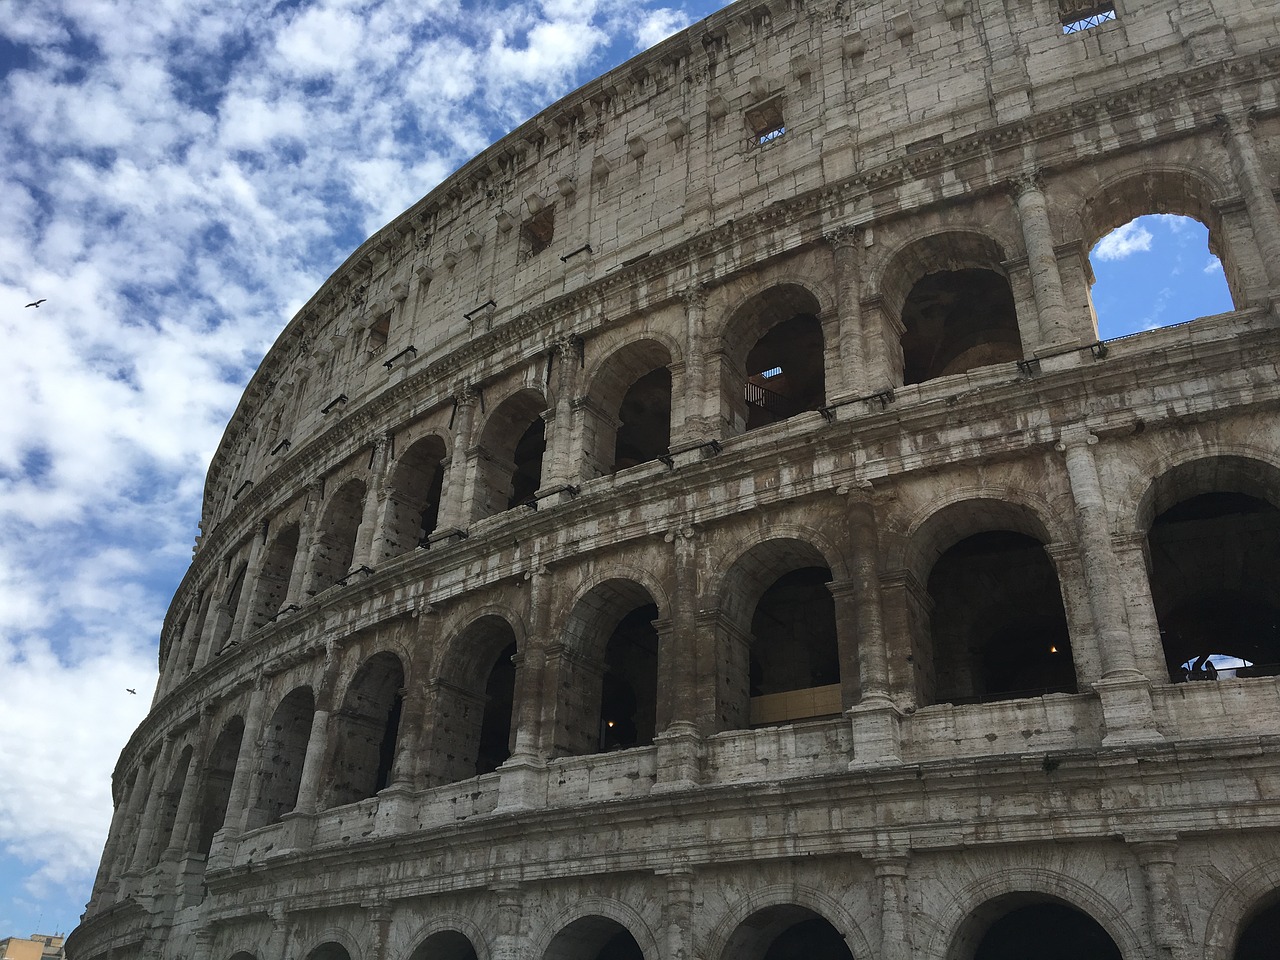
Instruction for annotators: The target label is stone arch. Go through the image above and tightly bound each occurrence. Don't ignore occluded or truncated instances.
[227,952,259,960]
[714,282,828,434]
[919,867,1144,960]
[382,432,450,559]
[195,715,245,856]
[473,387,549,517]
[211,559,250,653]
[300,928,364,960]
[877,230,1023,386]
[703,884,873,960]
[249,685,314,828]
[712,532,846,731]
[149,743,194,866]
[1203,859,1280,960]
[533,897,661,960]
[945,894,1123,960]
[551,576,664,757]
[902,496,1074,707]
[1136,454,1280,682]
[425,612,524,785]
[323,650,406,808]
[582,337,676,475]
[398,915,491,960]
[1081,163,1243,309]
[310,478,368,593]
[248,522,301,632]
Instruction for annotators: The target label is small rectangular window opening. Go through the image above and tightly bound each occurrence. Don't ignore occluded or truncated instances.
[1060,0,1116,34]
[368,312,391,350]
[745,98,786,147]
[761,366,783,378]
[521,206,556,258]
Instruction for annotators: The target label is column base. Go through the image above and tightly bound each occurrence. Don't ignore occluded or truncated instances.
[848,696,905,770]
[373,782,417,833]
[494,754,547,813]
[652,722,704,792]
[274,810,318,852]
[1096,674,1164,746]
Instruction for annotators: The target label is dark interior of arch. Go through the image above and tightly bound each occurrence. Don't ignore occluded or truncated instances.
[409,930,480,960]
[253,687,314,827]
[509,418,546,508]
[307,945,353,960]
[901,268,1021,385]
[196,717,245,856]
[384,437,447,557]
[927,531,1075,705]
[744,313,826,430]
[1149,492,1280,680]
[972,902,1120,960]
[251,525,300,630]
[477,641,517,775]
[722,905,852,960]
[599,604,660,750]
[749,566,839,700]
[325,652,405,808]
[613,366,671,471]
[1236,895,1280,960]
[543,917,644,960]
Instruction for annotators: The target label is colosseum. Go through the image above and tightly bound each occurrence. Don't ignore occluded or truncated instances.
[67,0,1280,958]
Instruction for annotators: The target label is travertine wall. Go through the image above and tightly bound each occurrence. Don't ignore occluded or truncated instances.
[69,0,1280,958]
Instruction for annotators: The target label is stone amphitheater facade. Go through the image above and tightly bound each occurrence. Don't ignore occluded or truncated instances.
[68,0,1280,958]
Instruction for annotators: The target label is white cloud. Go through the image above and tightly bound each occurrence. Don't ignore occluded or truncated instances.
[636,8,693,49]
[1204,258,1223,274]
[1093,219,1153,261]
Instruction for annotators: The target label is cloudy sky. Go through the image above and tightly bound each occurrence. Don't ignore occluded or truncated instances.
[0,0,1232,939]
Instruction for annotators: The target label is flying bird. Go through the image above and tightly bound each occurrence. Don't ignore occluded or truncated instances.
[126,688,137,695]
[25,299,46,308]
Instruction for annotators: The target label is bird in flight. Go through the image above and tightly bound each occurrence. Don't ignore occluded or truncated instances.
[25,299,46,308]
[126,688,137,695]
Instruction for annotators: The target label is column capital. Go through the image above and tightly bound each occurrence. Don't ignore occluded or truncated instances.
[1054,426,1098,452]
[824,224,863,251]
[678,285,709,310]
[1007,170,1046,200]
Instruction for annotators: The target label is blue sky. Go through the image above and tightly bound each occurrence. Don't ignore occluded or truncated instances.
[0,0,1233,939]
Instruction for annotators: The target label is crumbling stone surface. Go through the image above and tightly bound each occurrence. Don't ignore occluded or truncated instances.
[69,0,1280,958]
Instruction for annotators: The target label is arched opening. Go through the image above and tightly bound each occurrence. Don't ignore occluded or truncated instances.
[1235,892,1280,960]
[309,479,367,593]
[474,389,547,518]
[409,931,480,960]
[324,652,405,808]
[543,916,645,960]
[249,524,300,631]
[1082,171,1240,338]
[477,641,517,776]
[251,686,314,828]
[720,905,853,960]
[228,953,258,960]
[382,435,447,558]
[749,567,840,726]
[614,368,672,471]
[1144,460,1280,681]
[718,538,841,730]
[306,945,352,960]
[196,717,244,856]
[900,269,1021,384]
[184,590,212,672]
[950,895,1121,960]
[880,232,1021,387]
[426,615,520,786]
[150,745,194,866]
[926,531,1074,705]
[212,562,248,652]
[584,339,674,476]
[722,285,826,434]
[555,580,662,757]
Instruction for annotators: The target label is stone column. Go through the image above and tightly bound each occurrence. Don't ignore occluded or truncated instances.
[365,903,392,960]
[193,564,234,668]
[1011,173,1078,349]
[826,226,866,397]
[110,758,153,879]
[1220,109,1280,293]
[1132,838,1193,960]
[351,431,392,571]
[230,522,270,645]
[541,337,582,491]
[875,857,912,960]
[90,777,135,902]
[491,884,524,960]
[663,869,695,960]
[1056,429,1161,743]
[844,498,903,767]
[284,480,322,607]
[293,646,343,814]
[677,287,711,443]
[436,383,479,533]
[164,713,213,860]
[1112,533,1171,682]
[497,567,550,812]
[388,678,427,790]
[860,296,905,392]
[220,682,267,838]
[655,526,703,790]
[129,736,177,873]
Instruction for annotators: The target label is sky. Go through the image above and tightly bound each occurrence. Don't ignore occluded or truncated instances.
[0,0,1234,940]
